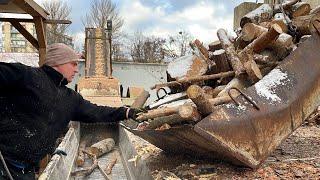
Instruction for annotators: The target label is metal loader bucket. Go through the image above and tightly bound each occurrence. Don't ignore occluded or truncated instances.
[128,24,320,168]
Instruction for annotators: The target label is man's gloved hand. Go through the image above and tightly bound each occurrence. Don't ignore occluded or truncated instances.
[126,108,146,121]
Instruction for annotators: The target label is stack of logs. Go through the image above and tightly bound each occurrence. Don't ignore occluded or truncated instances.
[135,0,320,131]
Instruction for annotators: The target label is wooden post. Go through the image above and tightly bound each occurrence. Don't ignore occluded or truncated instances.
[34,17,47,66]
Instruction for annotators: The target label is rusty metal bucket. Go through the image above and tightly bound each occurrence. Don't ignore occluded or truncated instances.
[128,23,320,168]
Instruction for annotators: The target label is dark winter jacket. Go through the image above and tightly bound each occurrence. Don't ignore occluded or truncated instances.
[0,62,128,166]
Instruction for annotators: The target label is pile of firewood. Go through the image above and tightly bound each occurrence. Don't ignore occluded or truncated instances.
[135,0,320,131]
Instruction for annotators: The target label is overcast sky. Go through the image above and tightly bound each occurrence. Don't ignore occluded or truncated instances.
[33,0,261,50]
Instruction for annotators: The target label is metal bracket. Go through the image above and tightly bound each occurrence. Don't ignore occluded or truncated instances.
[228,87,260,110]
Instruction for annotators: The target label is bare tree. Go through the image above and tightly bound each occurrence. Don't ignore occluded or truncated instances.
[83,0,124,35]
[42,0,72,45]
[130,31,167,63]
[165,30,193,58]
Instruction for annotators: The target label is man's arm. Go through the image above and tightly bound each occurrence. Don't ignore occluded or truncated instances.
[0,63,26,86]
[74,94,129,123]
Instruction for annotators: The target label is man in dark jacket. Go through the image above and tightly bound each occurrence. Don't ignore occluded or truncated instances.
[0,43,139,179]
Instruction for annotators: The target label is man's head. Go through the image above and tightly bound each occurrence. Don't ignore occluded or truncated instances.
[44,43,79,83]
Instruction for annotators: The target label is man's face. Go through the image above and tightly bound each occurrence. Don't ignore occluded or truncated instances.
[54,61,78,83]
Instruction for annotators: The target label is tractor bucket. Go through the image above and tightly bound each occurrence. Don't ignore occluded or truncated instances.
[128,22,320,168]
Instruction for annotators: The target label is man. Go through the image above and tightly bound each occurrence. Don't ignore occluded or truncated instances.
[0,43,140,179]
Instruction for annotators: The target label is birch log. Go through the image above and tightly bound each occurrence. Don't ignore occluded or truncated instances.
[88,138,115,158]
[240,4,273,28]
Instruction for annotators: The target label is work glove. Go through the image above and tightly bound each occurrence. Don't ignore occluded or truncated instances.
[126,107,146,121]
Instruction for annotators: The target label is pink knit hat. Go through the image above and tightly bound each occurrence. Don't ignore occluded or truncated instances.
[44,43,79,66]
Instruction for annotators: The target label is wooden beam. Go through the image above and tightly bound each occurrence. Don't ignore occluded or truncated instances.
[0,18,72,24]
[34,16,47,66]
[12,0,48,19]
[9,19,39,50]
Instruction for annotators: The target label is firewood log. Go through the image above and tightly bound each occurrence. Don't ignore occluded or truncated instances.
[273,13,289,33]
[194,39,209,59]
[76,135,92,167]
[241,23,267,42]
[141,104,201,129]
[254,50,280,64]
[234,36,250,50]
[136,106,178,121]
[187,85,214,115]
[217,29,245,77]
[208,40,222,52]
[150,71,235,90]
[178,104,201,121]
[166,55,208,80]
[292,13,320,35]
[87,138,115,158]
[274,0,300,13]
[210,49,231,72]
[202,85,226,98]
[241,24,283,53]
[238,49,263,83]
[291,2,311,18]
[208,96,232,106]
[240,4,273,28]
[268,33,294,59]
[310,5,320,15]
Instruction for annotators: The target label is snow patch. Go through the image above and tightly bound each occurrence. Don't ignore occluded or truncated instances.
[212,49,225,55]
[167,55,194,78]
[254,68,289,103]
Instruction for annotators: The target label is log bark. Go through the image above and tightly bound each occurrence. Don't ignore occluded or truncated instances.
[187,85,214,115]
[203,85,226,98]
[274,0,300,13]
[208,40,222,51]
[292,13,320,35]
[167,55,208,79]
[143,114,184,130]
[268,33,294,59]
[234,36,250,50]
[210,49,231,73]
[240,4,273,28]
[194,39,209,59]
[254,50,280,64]
[208,96,232,106]
[241,23,267,42]
[242,24,283,53]
[131,90,150,108]
[291,2,311,18]
[310,5,320,15]
[238,50,263,83]
[88,138,115,158]
[142,105,201,129]
[217,29,245,77]
[150,71,235,90]
[136,106,178,121]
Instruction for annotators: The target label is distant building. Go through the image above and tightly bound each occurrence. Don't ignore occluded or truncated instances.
[0,21,74,53]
